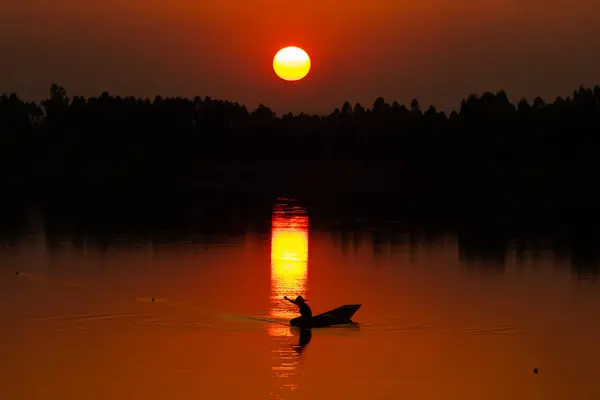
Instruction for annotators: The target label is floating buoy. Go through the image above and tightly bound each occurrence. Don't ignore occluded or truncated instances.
[533,368,538,374]
[152,298,155,303]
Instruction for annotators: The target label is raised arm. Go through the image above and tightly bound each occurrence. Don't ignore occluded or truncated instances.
[283,296,296,305]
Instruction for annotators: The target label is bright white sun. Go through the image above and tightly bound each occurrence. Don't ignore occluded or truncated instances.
[273,46,311,82]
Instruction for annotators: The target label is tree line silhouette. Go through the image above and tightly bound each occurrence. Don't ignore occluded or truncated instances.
[2,83,600,214]
[2,83,600,167]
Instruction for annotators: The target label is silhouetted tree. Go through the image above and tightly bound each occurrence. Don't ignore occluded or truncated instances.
[341,101,353,115]
[410,98,421,115]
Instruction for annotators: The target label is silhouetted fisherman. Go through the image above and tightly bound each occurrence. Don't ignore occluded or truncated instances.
[284,295,312,327]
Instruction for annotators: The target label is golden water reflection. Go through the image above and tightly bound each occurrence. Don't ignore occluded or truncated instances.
[268,201,310,398]
[269,202,309,337]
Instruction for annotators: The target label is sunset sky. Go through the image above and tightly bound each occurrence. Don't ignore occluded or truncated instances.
[2,0,600,114]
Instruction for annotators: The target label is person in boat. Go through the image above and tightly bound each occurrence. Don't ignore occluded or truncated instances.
[284,295,312,326]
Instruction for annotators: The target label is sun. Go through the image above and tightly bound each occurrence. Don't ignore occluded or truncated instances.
[273,46,311,82]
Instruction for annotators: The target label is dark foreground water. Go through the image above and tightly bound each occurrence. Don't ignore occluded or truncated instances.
[1,199,600,400]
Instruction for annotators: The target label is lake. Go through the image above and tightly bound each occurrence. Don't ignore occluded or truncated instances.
[1,198,600,399]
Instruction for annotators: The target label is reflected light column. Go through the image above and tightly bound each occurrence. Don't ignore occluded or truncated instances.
[269,203,309,337]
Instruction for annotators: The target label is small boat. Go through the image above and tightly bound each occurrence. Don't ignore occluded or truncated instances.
[290,304,361,328]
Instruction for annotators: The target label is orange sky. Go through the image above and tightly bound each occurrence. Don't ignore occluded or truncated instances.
[2,0,600,114]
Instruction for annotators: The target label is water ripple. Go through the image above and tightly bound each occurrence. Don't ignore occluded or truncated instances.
[360,319,531,335]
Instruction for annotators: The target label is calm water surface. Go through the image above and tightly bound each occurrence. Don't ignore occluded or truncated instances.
[1,201,600,399]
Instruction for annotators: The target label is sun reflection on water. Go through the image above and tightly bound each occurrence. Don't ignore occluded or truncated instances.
[269,201,309,337]
[268,200,310,397]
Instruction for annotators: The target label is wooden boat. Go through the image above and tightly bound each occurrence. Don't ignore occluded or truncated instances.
[290,304,361,328]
